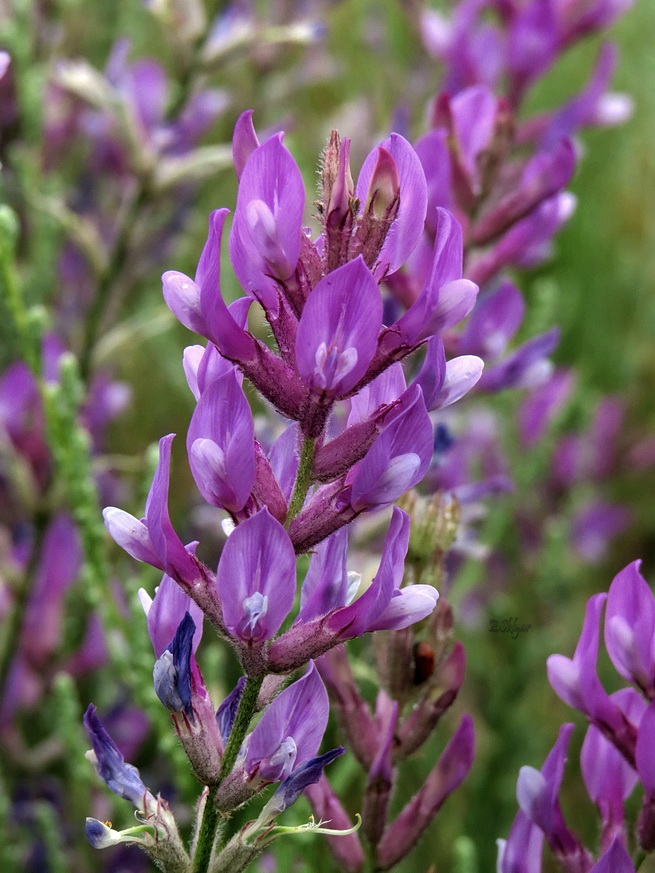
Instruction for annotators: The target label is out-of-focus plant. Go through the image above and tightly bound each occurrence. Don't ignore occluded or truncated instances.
[0,0,653,871]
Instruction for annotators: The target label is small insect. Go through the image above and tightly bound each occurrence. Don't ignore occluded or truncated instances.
[412,641,436,685]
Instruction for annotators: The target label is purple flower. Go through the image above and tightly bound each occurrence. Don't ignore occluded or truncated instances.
[415,336,484,411]
[325,507,436,637]
[245,662,329,783]
[348,385,434,512]
[183,341,243,402]
[83,704,149,808]
[295,257,382,399]
[604,561,655,697]
[232,109,260,180]
[140,572,204,658]
[518,368,575,448]
[104,434,203,586]
[636,701,655,850]
[540,44,633,148]
[298,528,353,623]
[468,192,576,287]
[217,676,247,744]
[506,0,559,103]
[459,281,525,361]
[187,369,256,513]
[392,209,479,347]
[259,747,345,823]
[571,502,631,563]
[421,2,503,95]
[635,701,655,795]
[153,613,195,715]
[497,811,544,873]
[516,723,593,869]
[581,694,639,851]
[229,134,305,313]
[216,507,296,644]
[479,328,560,392]
[269,509,438,672]
[354,133,427,277]
[547,593,638,766]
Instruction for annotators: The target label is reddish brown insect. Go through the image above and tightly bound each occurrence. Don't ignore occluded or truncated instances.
[413,641,436,685]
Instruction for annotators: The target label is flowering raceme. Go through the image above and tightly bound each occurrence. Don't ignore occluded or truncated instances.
[90,115,486,871]
[105,113,483,642]
[500,561,655,871]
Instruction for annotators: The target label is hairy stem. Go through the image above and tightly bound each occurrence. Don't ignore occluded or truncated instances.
[286,437,316,526]
[192,675,264,873]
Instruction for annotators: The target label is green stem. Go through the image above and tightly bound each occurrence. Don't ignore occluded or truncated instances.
[219,676,264,783]
[285,437,316,527]
[191,676,264,873]
[192,784,221,873]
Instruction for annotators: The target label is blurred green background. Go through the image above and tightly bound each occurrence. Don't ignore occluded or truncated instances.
[3,0,655,870]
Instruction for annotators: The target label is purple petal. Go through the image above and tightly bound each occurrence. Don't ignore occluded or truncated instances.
[195,210,258,362]
[480,328,560,392]
[356,133,428,275]
[268,422,300,502]
[22,514,81,664]
[183,343,239,400]
[367,584,439,631]
[299,528,351,622]
[232,109,260,180]
[229,135,305,313]
[498,810,544,873]
[296,256,382,398]
[459,281,526,360]
[414,128,454,224]
[517,723,574,833]
[605,561,655,690]
[265,747,346,818]
[83,705,147,807]
[571,502,631,564]
[144,573,204,658]
[581,720,637,814]
[153,613,195,714]
[547,594,607,713]
[217,676,247,743]
[246,662,329,782]
[187,370,255,512]
[471,139,576,246]
[518,368,575,448]
[394,209,476,343]
[349,385,433,511]
[450,86,498,189]
[327,508,409,637]
[146,435,200,583]
[103,507,162,570]
[636,701,655,795]
[162,270,204,334]
[506,0,558,99]
[427,355,484,411]
[216,508,296,642]
[347,363,407,427]
[414,336,446,410]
